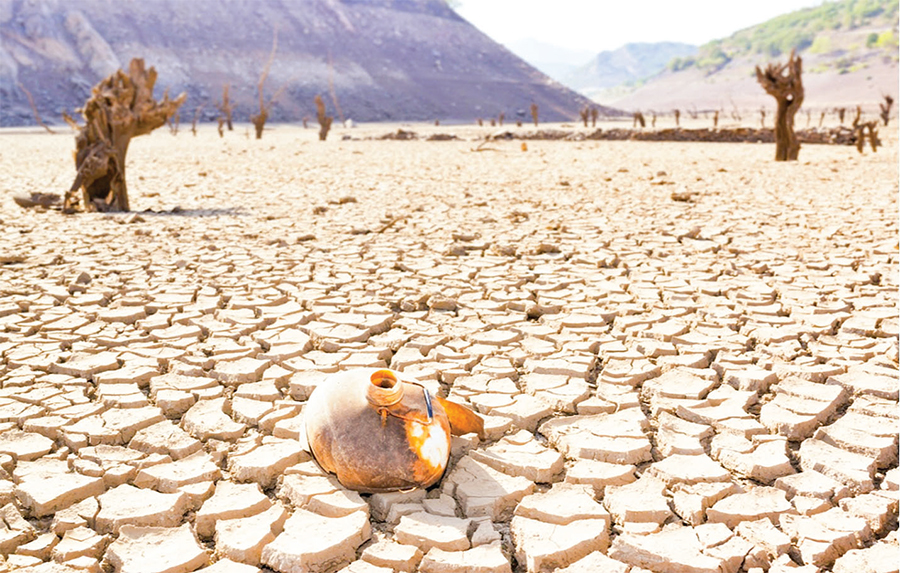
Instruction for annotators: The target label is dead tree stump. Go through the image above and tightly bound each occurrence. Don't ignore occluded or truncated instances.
[63,58,184,213]
[633,112,645,128]
[879,95,893,126]
[498,113,505,126]
[530,103,539,127]
[590,108,598,127]
[673,109,680,126]
[315,95,332,141]
[191,103,204,136]
[651,112,657,128]
[580,106,590,127]
[837,107,846,124]
[218,85,234,131]
[756,50,804,161]
[713,110,719,129]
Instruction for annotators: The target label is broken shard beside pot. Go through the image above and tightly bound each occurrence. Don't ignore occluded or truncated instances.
[304,368,485,493]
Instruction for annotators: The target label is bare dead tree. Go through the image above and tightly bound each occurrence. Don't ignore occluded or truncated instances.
[651,111,657,128]
[713,110,719,129]
[167,109,181,135]
[516,120,523,127]
[327,50,345,124]
[218,85,234,131]
[879,95,893,126]
[18,82,55,133]
[490,118,496,127]
[315,94,333,141]
[498,112,504,126]
[866,122,880,152]
[852,105,862,129]
[530,103,539,127]
[805,109,811,127]
[756,50,804,161]
[191,103,204,136]
[759,107,766,128]
[633,112,645,128]
[673,109,680,126]
[836,107,846,124]
[477,118,483,126]
[251,27,280,140]
[590,107,598,127]
[580,106,590,127]
[819,111,826,128]
[217,117,225,137]
[688,105,698,120]
[63,58,185,213]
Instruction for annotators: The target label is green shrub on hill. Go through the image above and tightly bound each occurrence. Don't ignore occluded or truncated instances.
[670,0,899,74]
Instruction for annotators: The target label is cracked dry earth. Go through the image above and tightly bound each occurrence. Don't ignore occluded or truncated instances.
[0,124,897,573]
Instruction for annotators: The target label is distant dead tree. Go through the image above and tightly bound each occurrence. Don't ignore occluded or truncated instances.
[17,82,55,133]
[167,109,181,135]
[218,85,234,131]
[315,95,332,141]
[580,106,590,127]
[729,98,741,122]
[759,107,766,128]
[865,122,880,152]
[498,112,505,126]
[63,58,184,213]
[819,110,826,128]
[879,95,893,126]
[516,120,523,127]
[477,118,483,126]
[191,103,204,136]
[490,118,496,126]
[633,112,645,128]
[713,110,719,128]
[836,107,846,124]
[217,117,225,137]
[303,116,310,128]
[651,111,657,128]
[590,107,598,127]
[530,103,539,127]
[251,27,281,140]
[852,105,862,128]
[326,51,345,124]
[673,109,680,126]
[805,109,811,127]
[756,49,803,161]
[434,119,439,126]
[688,105,698,119]
[854,120,880,153]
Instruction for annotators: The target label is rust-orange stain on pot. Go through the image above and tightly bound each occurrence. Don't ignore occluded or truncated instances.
[304,368,484,493]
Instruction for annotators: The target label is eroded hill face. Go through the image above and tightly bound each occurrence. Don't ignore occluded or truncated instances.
[1,0,603,126]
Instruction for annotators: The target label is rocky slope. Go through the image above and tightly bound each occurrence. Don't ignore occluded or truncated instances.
[0,0,604,127]
[564,42,698,97]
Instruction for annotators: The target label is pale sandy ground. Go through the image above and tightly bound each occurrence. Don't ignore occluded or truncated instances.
[0,122,897,573]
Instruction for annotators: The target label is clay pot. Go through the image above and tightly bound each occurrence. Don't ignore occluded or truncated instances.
[304,368,484,493]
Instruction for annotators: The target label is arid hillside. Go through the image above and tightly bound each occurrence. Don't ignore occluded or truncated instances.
[602,0,898,113]
[0,0,603,126]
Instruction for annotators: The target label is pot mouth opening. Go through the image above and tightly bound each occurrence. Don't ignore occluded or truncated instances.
[370,369,398,388]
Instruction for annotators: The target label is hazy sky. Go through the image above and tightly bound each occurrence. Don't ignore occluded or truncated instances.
[455,0,826,54]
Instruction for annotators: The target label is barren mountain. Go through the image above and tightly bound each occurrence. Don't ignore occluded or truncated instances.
[0,0,604,127]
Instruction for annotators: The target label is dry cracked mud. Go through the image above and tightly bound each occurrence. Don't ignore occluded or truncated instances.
[0,122,896,573]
